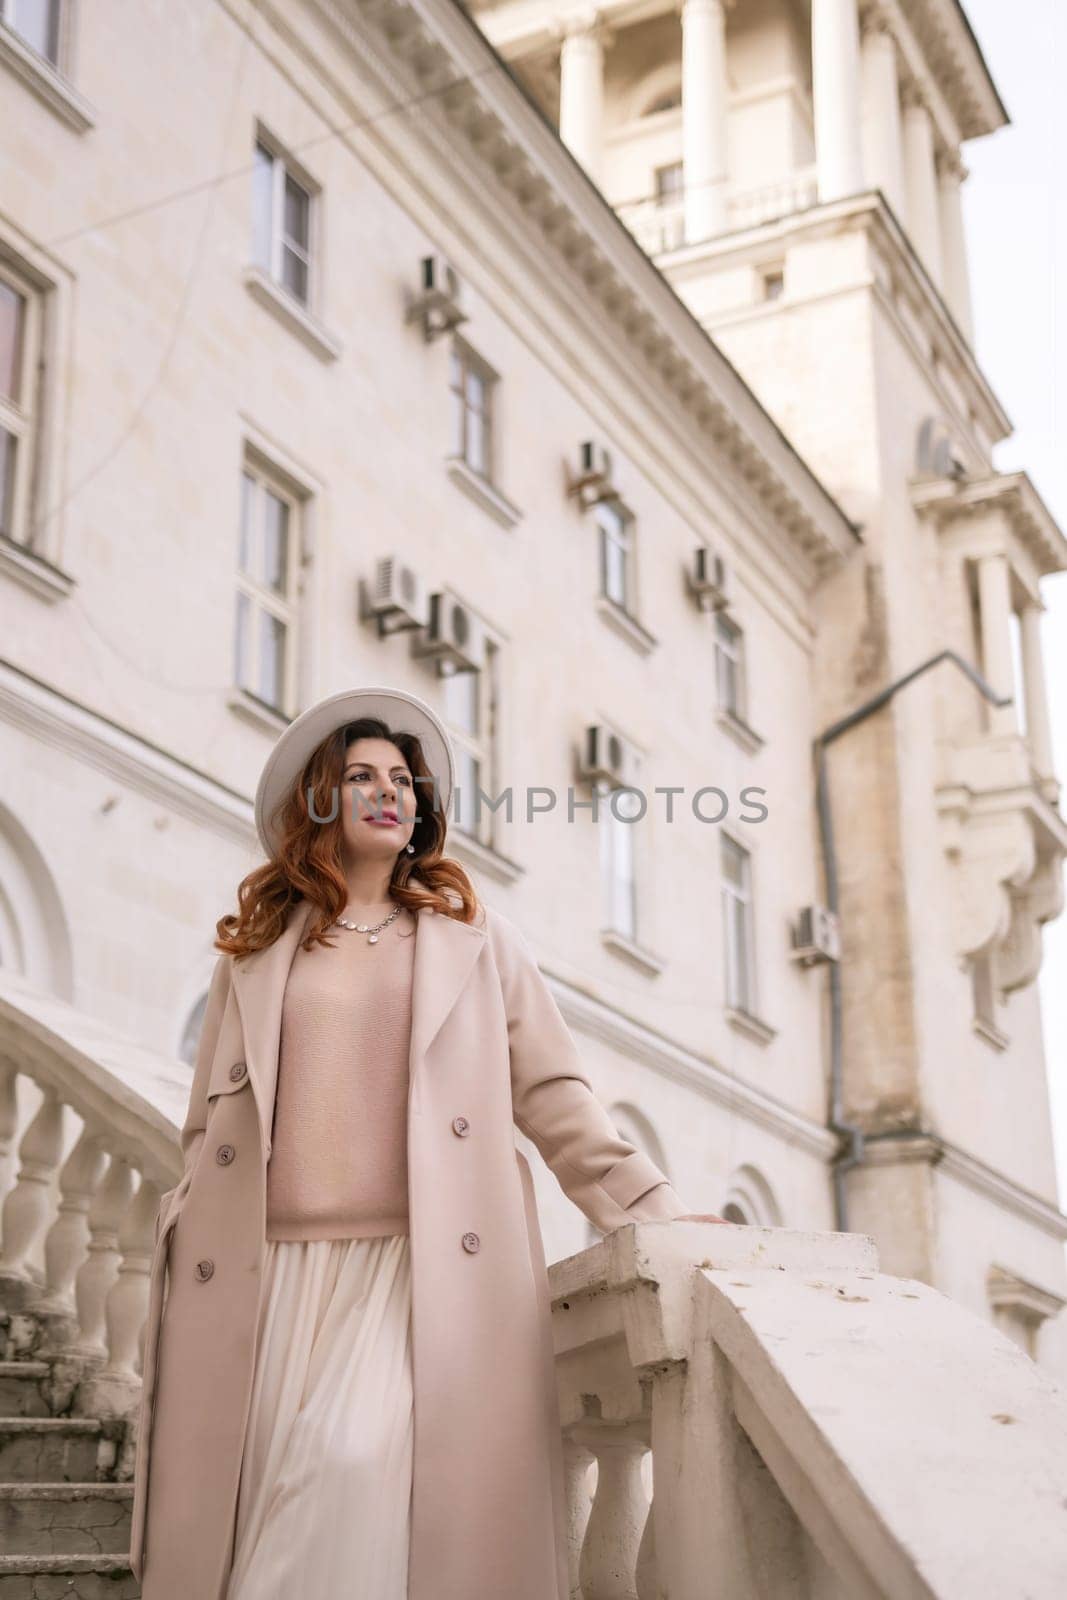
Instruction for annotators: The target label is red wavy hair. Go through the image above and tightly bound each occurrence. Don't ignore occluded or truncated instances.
[215,715,481,960]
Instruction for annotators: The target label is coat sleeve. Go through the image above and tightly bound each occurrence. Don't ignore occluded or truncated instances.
[489,909,692,1234]
[156,952,233,1238]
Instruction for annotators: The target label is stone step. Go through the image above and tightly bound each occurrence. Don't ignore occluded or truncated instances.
[0,1552,138,1597]
[0,1420,106,1483]
[0,1482,132,1554]
[0,1364,51,1419]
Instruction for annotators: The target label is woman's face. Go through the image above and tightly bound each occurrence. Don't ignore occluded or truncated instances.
[339,736,418,862]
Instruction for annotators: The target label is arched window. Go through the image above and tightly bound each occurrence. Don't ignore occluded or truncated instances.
[721,1164,782,1228]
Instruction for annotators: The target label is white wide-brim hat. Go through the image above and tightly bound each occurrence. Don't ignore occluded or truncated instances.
[253,684,455,858]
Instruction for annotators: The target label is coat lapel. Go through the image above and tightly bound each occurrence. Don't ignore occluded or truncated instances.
[229,895,488,1157]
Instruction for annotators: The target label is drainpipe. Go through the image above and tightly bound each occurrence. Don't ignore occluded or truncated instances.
[814,649,1012,1231]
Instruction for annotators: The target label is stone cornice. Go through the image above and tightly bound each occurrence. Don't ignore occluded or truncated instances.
[861,0,1008,144]
[292,0,858,578]
[668,188,1011,449]
[861,1131,1067,1241]
[0,655,255,850]
[911,471,1067,579]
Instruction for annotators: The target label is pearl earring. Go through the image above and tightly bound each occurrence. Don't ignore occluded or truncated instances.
[405,843,415,853]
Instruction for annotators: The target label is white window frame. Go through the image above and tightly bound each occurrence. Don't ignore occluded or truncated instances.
[0,252,43,549]
[234,453,302,718]
[441,636,501,848]
[1,0,61,66]
[715,610,746,720]
[252,128,318,310]
[448,338,497,483]
[600,777,642,942]
[721,831,757,1016]
[596,497,635,613]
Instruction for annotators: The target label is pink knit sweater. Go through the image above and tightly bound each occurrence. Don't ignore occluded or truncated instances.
[265,909,417,1241]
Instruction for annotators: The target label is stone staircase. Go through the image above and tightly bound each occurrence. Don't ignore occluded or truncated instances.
[0,1318,138,1598]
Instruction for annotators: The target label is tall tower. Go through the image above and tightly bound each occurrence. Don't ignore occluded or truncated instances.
[472,0,1067,1354]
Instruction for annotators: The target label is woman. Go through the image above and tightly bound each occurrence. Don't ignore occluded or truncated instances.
[130,683,723,1600]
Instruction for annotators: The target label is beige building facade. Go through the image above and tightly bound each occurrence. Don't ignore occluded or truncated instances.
[1,0,1065,1393]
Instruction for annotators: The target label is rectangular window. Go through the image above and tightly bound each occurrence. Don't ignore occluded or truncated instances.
[721,833,756,1013]
[441,638,499,846]
[596,499,634,612]
[1,0,60,64]
[654,161,683,203]
[715,612,745,719]
[600,779,641,941]
[448,342,495,481]
[0,259,42,547]
[252,136,314,307]
[234,459,300,715]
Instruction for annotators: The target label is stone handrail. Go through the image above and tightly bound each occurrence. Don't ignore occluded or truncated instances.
[550,1221,1067,1598]
[0,967,187,1439]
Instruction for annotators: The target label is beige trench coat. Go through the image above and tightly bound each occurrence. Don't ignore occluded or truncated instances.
[129,895,691,1599]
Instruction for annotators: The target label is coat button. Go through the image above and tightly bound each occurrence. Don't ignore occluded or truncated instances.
[461,1231,480,1253]
[216,1144,235,1165]
[229,1061,247,1082]
[452,1115,470,1137]
[195,1259,215,1281]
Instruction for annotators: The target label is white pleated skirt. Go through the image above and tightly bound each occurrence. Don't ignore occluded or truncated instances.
[224,1233,414,1600]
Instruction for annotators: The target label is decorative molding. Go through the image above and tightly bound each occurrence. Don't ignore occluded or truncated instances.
[445,455,523,528]
[680,189,1011,446]
[242,265,343,363]
[911,471,1067,581]
[716,706,765,755]
[0,657,255,850]
[0,533,74,604]
[0,20,96,132]
[599,926,665,977]
[725,1005,777,1047]
[543,962,833,1158]
[449,827,525,885]
[595,593,658,655]
[858,1130,1067,1240]
[293,0,858,582]
[226,685,289,736]
[987,1264,1066,1324]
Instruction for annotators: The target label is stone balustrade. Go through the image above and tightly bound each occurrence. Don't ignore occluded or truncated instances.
[3,964,1067,1596]
[0,968,185,1442]
[549,1219,1067,1598]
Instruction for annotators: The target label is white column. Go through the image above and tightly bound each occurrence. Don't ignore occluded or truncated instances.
[937,153,975,342]
[1019,604,1055,779]
[811,0,864,202]
[860,13,904,216]
[901,90,943,284]
[680,0,731,243]
[559,24,605,182]
[976,553,1017,737]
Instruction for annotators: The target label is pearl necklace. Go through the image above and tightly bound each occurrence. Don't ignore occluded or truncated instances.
[332,903,402,945]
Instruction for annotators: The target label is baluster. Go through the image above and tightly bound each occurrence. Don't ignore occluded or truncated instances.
[0,1060,19,1231]
[69,1154,136,1362]
[78,1173,158,1420]
[577,1426,649,1600]
[0,1086,65,1305]
[35,1126,109,1329]
[635,1476,657,1600]
[564,1435,596,1597]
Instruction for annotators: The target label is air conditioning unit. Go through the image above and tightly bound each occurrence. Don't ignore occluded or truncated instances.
[791,904,841,967]
[358,555,430,637]
[411,589,486,673]
[577,723,636,789]
[687,546,731,610]
[568,440,616,509]
[405,254,468,342]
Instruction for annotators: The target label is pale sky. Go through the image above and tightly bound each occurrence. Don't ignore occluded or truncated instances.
[959,0,1066,1199]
